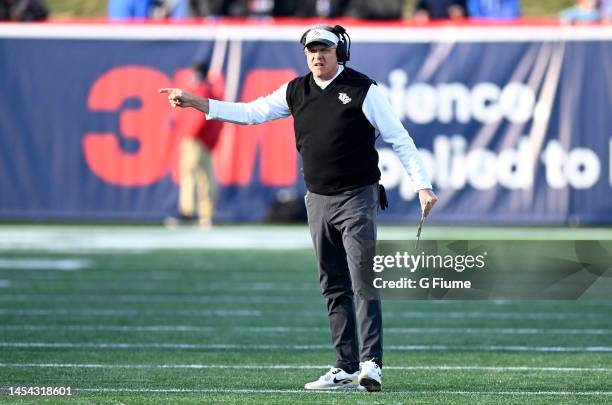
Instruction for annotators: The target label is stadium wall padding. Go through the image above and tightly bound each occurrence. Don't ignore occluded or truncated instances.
[0,22,611,224]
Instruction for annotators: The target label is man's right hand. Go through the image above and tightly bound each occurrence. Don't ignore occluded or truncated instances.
[158,88,210,114]
[159,87,188,108]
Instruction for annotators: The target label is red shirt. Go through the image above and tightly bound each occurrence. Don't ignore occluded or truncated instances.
[173,79,223,150]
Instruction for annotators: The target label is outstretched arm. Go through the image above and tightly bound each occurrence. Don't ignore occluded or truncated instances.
[158,88,210,113]
[158,83,291,125]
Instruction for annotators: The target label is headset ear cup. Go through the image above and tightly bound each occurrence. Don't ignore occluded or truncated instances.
[336,42,346,62]
[336,38,349,62]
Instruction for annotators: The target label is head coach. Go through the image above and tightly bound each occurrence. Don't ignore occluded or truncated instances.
[160,24,438,392]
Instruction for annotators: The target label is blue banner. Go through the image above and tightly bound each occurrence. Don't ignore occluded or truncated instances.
[0,23,610,224]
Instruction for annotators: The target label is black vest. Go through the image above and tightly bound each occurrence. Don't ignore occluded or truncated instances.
[286,67,381,195]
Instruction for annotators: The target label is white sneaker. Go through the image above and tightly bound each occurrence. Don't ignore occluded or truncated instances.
[304,367,361,390]
[358,360,382,392]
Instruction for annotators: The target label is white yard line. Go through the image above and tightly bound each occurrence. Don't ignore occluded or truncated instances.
[0,294,320,304]
[0,258,90,270]
[75,387,612,395]
[1,294,611,308]
[1,324,610,335]
[1,308,610,321]
[376,327,612,335]
[1,225,610,252]
[0,309,261,317]
[2,363,611,372]
[1,342,611,352]
[0,226,313,252]
[0,293,609,305]
[3,280,317,292]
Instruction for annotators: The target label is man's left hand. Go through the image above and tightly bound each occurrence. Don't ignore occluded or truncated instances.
[418,188,438,217]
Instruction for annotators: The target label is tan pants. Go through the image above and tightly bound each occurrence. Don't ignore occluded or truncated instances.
[179,137,217,225]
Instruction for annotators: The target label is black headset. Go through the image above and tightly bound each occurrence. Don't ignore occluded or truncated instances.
[300,24,351,64]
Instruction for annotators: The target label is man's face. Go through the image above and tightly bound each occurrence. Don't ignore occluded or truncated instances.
[304,43,338,81]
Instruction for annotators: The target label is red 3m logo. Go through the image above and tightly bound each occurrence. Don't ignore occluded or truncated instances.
[214,69,297,186]
[83,66,298,187]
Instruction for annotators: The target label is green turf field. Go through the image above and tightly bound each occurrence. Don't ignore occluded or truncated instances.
[0,226,611,404]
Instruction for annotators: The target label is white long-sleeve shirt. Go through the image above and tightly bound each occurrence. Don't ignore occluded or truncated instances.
[207,65,432,191]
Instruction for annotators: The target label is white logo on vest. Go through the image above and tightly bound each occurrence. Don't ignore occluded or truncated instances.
[338,92,351,105]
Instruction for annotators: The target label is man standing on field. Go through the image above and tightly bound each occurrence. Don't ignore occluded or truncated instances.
[159,24,437,392]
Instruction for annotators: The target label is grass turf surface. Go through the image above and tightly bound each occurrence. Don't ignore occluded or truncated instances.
[1,226,611,404]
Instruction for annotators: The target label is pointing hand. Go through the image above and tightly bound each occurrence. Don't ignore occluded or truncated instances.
[159,88,187,108]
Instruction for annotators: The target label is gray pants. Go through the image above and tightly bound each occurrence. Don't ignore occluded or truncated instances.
[305,183,382,373]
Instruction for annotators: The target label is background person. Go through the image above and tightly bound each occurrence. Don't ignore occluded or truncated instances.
[602,0,612,20]
[414,0,467,21]
[466,0,521,19]
[560,0,601,23]
[159,24,437,392]
[0,0,48,21]
[108,0,188,19]
[168,62,224,227]
[108,0,150,19]
[344,0,404,19]
[150,0,189,18]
